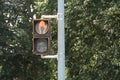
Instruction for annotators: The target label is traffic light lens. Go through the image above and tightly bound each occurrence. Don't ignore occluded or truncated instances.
[35,21,48,34]
[36,39,48,53]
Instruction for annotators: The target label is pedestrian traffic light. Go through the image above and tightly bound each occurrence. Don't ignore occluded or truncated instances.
[32,19,51,55]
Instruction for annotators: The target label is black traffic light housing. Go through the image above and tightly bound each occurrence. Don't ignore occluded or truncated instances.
[32,19,51,55]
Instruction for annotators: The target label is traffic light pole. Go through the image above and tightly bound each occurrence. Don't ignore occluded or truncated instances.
[57,0,65,80]
[40,0,65,80]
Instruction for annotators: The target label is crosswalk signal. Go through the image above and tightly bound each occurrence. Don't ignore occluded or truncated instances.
[32,19,51,55]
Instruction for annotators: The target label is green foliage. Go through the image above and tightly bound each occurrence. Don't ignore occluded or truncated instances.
[65,0,120,80]
[0,0,54,80]
[0,0,120,80]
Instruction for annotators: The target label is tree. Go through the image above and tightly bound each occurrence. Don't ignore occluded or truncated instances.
[65,0,120,80]
[0,0,52,80]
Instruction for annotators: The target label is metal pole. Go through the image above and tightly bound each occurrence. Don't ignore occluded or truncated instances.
[41,15,57,19]
[58,0,65,80]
